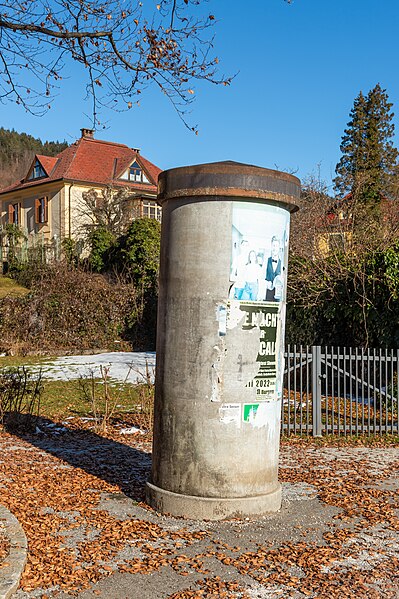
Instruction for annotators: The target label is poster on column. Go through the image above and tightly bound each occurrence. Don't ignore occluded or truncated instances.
[228,202,290,402]
[230,202,289,304]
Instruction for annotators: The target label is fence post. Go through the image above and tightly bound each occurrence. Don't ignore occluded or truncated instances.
[312,345,322,437]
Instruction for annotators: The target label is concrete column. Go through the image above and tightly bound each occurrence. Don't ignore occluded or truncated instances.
[147,161,300,520]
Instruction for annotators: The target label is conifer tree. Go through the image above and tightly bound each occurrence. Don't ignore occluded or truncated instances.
[334,84,398,207]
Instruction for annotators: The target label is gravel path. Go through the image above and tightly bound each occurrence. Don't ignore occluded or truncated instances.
[0,529,9,563]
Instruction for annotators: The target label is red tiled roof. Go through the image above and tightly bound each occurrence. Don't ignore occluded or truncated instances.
[36,155,58,176]
[0,136,161,195]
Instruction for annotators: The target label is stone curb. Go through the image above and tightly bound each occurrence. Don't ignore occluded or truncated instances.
[0,505,28,599]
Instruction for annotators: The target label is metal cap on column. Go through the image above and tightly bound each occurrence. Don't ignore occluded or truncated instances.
[147,161,300,520]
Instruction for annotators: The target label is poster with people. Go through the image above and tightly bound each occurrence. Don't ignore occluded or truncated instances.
[230,202,290,304]
[226,202,290,406]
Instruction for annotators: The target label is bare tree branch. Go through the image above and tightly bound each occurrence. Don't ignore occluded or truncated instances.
[0,0,233,129]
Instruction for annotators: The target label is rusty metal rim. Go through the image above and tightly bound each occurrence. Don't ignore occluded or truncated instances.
[157,161,300,212]
[158,161,300,184]
[157,188,299,212]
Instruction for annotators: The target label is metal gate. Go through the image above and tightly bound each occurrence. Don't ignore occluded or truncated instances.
[282,346,399,436]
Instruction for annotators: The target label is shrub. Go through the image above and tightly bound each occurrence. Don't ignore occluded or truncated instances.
[88,227,116,273]
[113,218,161,290]
[78,365,118,433]
[0,367,43,432]
[0,263,139,354]
[107,218,161,350]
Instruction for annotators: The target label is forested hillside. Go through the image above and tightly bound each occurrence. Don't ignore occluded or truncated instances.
[0,128,67,188]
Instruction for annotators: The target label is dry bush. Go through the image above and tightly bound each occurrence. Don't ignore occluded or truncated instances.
[0,367,43,432]
[0,263,139,354]
[287,173,399,347]
[289,172,399,310]
[134,361,154,432]
[77,361,154,433]
[78,366,119,433]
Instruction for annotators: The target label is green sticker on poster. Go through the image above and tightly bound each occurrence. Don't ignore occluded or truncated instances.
[243,403,260,422]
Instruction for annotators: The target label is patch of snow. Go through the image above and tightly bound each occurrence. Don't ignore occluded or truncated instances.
[27,352,156,384]
[119,426,145,435]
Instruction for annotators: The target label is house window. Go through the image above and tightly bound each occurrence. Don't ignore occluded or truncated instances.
[142,200,161,221]
[35,197,48,224]
[121,161,150,184]
[8,203,22,225]
[28,160,46,180]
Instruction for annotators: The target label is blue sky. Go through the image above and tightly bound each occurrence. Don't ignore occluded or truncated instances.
[1,0,399,192]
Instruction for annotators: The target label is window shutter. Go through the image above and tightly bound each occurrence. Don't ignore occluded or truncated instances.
[35,199,40,224]
[8,204,14,223]
[35,198,48,224]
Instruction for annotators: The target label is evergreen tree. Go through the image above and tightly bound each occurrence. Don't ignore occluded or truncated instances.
[334,84,398,208]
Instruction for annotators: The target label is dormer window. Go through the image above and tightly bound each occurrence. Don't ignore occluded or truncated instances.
[28,160,46,180]
[121,161,150,184]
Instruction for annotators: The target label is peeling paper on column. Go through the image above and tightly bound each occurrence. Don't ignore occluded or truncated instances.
[219,403,241,427]
[216,304,228,336]
[223,200,290,426]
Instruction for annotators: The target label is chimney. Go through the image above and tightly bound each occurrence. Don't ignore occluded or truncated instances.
[81,128,95,139]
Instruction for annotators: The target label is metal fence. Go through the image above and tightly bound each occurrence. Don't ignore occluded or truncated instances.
[0,233,61,268]
[282,345,399,436]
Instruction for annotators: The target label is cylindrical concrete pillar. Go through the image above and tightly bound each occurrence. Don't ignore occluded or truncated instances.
[146,161,300,520]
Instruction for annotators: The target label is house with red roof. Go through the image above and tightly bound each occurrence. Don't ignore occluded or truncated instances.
[0,128,162,257]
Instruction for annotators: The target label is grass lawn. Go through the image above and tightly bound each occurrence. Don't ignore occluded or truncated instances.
[0,355,53,367]
[0,355,153,426]
[42,378,93,420]
[0,275,29,299]
[40,378,150,422]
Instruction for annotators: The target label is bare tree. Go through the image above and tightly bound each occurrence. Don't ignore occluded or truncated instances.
[288,169,399,346]
[0,0,232,130]
[76,186,136,238]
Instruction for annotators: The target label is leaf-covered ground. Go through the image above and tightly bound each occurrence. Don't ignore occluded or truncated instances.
[0,421,398,598]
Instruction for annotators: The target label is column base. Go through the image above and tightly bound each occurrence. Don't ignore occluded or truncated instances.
[146,482,282,520]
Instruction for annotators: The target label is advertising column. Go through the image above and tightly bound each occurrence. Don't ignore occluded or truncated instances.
[147,161,300,520]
